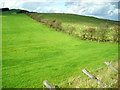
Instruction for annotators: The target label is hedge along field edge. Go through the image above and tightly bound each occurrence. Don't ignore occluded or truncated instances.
[26,13,119,43]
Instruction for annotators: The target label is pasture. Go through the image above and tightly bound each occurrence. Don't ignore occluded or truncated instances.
[2,14,118,88]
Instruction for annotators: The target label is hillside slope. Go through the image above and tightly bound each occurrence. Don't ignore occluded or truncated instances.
[39,13,118,25]
[34,13,119,42]
[2,14,118,88]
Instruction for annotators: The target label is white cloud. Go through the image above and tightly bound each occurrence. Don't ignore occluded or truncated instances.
[47,7,63,13]
[33,7,42,12]
[2,0,56,8]
[65,1,118,21]
[66,0,119,3]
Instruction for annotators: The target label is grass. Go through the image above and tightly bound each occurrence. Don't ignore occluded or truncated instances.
[59,60,118,88]
[2,14,118,88]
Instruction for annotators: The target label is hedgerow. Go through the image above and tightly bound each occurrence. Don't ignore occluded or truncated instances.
[26,13,119,43]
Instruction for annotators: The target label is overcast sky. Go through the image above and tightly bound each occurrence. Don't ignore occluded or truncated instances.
[0,0,119,21]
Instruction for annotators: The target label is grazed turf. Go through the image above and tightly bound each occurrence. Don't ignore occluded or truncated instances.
[2,14,118,88]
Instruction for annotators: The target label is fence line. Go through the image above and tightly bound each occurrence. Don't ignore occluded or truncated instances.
[82,69,106,87]
[43,80,56,90]
[104,62,118,72]
[43,61,118,88]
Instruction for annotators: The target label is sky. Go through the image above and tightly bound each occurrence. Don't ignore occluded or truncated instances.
[0,0,120,21]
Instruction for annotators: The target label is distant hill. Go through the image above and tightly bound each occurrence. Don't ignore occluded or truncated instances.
[0,8,9,11]
[38,13,119,25]
[1,8,29,14]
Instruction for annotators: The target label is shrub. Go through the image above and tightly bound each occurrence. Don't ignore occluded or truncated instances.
[52,20,62,30]
[40,19,62,31]
[34,15,43,22]
[41,19,49,24]
[80,30,87,40]
[97,23,109,42]
[80,28,96,40]
[62,25,76,35]
[27,13,63,32]
[87,28,96,40]
[112,25,120,42]
[28,13,38,19]
[68,26,76,35]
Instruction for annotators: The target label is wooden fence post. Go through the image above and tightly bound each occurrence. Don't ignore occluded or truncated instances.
[43,80,56,90]
[82,69,105,87]
[104,62,118,72]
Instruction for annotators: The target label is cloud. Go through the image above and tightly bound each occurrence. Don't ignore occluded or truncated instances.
[2,0,55,8]
[66,0,119,3]
[46,7,63,13]
[20,2,45,11]
[1,0,119,21]
[65,1,119,21]
[33,7,42,12]
[65,2,76,6]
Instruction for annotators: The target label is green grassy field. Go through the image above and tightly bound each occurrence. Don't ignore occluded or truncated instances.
[38,13,118,33]
[2,14,118,88]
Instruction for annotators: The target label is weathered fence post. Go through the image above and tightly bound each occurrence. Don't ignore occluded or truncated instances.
[104,62,118,72]
[43,80,56,90]
[82,69,105,87]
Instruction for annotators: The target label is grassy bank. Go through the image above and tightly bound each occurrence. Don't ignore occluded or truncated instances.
[2,14,118,88]
[59,60,118,88]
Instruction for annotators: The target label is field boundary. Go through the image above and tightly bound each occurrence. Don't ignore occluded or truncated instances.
[43,61,118,89]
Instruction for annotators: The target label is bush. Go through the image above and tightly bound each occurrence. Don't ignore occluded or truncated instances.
[96,23,109,42]
[68,26,76,35]
[29,13,36,18]
[80,28,96,40]
[41,19,49,24]
[40,19,62,31]
[34,15,43,22]
[53,20,62,30]
[112,25,120,42]
[62,25,76,35]
[27,13,63,31]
